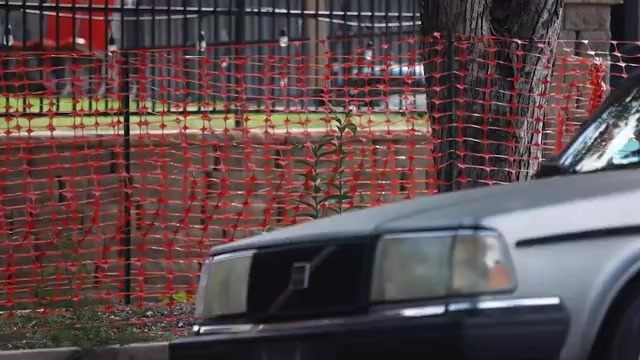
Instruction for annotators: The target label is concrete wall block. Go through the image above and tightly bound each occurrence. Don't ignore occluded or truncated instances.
[63,177,94,206]
[557,31,578,55]
[211,143,276,193]
[576,30,611,55]
[214,145,244,171]
[28,142,113,179]
[1,175,33,209]
[2,208,35,246]
[93,203,121,238]
[342,139,376,205]
[132,190,204,235]
[0,143,26,174]
[211,194,270,240]
[563,5,611,31]
[219,169,273,193]
[97,174,124,204]
[394,137,432,195]
[130,146,164,175]
[186,225,225,251]
[367,139,400,201]
[19,143,115,211]
[365,138,425,190]
[130,226,201,288]
[0,216,39,307]
[136,258,199,288]
[0,156,62,208]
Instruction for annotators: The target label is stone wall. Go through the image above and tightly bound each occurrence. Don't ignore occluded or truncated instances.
[0,131,432,305]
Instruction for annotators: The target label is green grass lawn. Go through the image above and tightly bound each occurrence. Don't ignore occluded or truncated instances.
[1,97,428,134]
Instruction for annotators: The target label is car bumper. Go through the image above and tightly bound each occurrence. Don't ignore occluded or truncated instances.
[169,296,569,360]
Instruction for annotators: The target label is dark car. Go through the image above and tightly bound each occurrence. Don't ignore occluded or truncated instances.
[170,73,640,360]
[313,59,426,109]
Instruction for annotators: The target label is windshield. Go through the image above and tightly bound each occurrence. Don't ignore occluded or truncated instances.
[558,85,640,173]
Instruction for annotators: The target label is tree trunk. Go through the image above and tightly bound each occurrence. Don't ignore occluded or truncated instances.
[421,0,564,192]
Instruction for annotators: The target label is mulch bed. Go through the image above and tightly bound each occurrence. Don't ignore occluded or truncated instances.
[0,303,195,351]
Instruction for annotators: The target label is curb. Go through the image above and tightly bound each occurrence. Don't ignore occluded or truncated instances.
[0,342,168,360]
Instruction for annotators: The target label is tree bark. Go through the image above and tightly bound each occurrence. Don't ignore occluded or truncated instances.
[421,0,564,192]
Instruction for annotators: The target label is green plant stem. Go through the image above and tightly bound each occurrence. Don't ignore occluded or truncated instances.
[293,107,359,221]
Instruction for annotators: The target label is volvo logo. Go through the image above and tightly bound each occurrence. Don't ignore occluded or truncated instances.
[268,246,336,313]
[289,262,311,290]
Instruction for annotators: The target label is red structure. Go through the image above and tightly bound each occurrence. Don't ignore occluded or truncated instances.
[43,0,115,51]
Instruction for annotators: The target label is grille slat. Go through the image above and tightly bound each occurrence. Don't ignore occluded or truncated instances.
[247,242,368,321]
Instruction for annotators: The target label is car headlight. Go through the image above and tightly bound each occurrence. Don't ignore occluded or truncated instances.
[195,250,255,319]
[370,230,515,303]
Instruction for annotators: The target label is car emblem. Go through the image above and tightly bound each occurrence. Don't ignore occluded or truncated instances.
[290,262,311,290]
[268,246,337,313]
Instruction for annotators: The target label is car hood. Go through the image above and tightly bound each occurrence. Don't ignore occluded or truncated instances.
[210,169,640,255]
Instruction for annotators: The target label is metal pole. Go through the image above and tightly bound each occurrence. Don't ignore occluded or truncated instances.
[197,30,205,108]
[121,51,132,306]
[119,0,132,305]
[234,0,245,128]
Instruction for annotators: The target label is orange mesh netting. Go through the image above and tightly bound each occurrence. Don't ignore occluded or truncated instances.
[0,34,616,337]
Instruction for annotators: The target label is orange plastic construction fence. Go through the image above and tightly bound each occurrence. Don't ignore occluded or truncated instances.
[0,34,616,340]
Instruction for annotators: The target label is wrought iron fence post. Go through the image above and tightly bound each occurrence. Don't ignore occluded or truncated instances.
[121,50,133,306]
[1,24,13,99]
[197,30,206,107]
[234,0,246,128]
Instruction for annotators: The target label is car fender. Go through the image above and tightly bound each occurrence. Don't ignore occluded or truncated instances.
[501,231,640,360]
[577,235,640,359]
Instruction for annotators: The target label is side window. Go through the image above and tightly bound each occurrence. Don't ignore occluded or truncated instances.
[612,136,640,165]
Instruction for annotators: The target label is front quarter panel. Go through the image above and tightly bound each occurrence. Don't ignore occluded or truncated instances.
[500,233,640,360]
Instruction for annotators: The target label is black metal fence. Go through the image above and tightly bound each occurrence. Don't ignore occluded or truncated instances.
[2,1,420,48]
[1,0,422,106]
[1,2,424,306]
